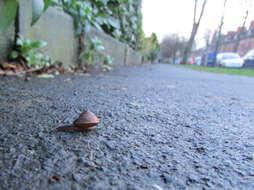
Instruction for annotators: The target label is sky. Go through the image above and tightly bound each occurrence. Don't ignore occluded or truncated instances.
[142,0,254,48]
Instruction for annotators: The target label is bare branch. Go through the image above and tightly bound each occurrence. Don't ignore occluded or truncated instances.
[194,0,198,24]
[241,0,251,29]
[182,0,208,64]
[160,34,188,62]
[197,0,208,25]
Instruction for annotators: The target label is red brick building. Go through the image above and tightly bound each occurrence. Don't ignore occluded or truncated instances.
[211,21,254,56]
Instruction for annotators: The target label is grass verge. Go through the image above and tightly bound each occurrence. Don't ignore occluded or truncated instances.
[174,64,254,77]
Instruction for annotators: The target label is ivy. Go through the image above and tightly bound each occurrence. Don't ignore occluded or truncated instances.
[10,35,55,68]
[0,0,144,69]
[0,0,142,51]
[54,0,141,69]
[0,0,54,32]
[59,0,142,50]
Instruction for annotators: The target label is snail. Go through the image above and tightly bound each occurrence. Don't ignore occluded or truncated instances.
[57,110,99,131]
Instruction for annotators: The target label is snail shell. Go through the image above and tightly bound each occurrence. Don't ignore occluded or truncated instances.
[73,110,99,128]
[57,110,99,131]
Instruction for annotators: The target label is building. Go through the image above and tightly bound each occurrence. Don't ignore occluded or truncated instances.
[210,21,254,56]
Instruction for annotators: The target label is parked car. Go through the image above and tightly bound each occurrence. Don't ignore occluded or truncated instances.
[243,49,254,69]
[188,57,194,65]
[207,51,218,67]
[216,53,244,68]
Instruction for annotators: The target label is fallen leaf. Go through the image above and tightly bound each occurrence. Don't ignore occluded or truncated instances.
[37,74,54,78]
[3,63,17,70]
[0,69,5,75]
[16,65,24,71]
[82,67,87,73]
[53,176,61,182]
[4,70,16,76]
[58,67,65,74]
[48,177,55,184]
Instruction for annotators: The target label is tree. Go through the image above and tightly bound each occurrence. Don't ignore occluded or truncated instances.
[149,33,160,62]
[142,33,160,63]
[160,34,177,59]
[234,0,252,52]
[182,0,208,64]
[202,29,212,66]
[203,29,212,49]
[214,0,227,65]
[160,34,188,64]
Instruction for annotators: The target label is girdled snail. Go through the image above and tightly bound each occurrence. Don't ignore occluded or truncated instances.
[57,110,99,131]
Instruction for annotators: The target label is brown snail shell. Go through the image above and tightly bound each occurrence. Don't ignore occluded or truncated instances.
[57,110,99,131]
[73,110,99,128]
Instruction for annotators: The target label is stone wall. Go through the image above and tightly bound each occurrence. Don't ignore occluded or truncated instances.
[125,46,143,66]
[0,0,15,60]
[0,0,143,68]
[19,0,78,67]
[85,0,142,50]
[90,28,126,66]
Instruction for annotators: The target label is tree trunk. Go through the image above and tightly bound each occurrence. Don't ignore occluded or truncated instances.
[182,0,207,64]
[173,49,176,64]
[234,10,248,53]
[182,23,198,64]
[234,36,241,53]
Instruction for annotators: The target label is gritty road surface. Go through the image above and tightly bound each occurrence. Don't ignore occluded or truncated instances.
[0,64,254,190]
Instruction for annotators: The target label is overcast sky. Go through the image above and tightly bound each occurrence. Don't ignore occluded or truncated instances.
[142,0,254,48]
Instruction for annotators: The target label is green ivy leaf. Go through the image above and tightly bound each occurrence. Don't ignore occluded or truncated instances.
[30,40,47,49]
[71,0,77,5]
[39,40,47,48]
[10,51,19,59]
[0,0,19,32]
[59,0,142,51]
[43,0,51,12]
[108,19,120,29]
[85,21,91,34]
[31,0,45,26]
[74,16,83,36]
[16,36,24,46]
[92,22,103,32]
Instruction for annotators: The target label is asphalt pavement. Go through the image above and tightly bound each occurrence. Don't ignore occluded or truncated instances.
[0,64,254,190]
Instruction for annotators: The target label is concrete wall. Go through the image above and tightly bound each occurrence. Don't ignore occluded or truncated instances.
[125,46,142,66]
[90,28,142,67]
[0,0,143,68]
[0,0,15,60]
[90,28,126,66]
[19,0,78,67]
